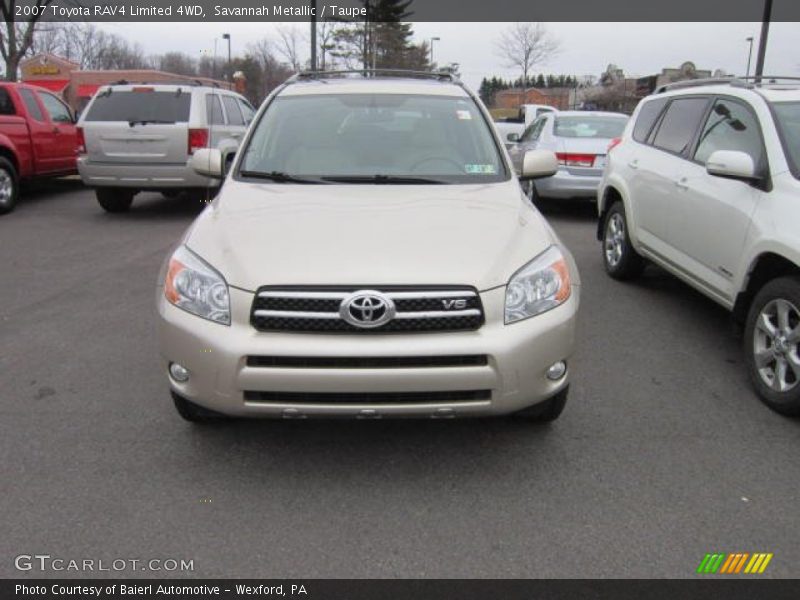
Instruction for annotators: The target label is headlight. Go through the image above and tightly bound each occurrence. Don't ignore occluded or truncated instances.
[505,246,571,324]
[164,245,230,325]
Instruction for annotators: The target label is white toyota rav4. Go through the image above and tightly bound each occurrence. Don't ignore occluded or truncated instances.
[157,71,581,423]
[598,77,800,416]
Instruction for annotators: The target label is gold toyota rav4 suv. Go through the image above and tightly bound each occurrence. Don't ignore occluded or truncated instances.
[156,71,580,423]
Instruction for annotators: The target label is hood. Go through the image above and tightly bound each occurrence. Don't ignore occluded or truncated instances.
[185,179,555,292]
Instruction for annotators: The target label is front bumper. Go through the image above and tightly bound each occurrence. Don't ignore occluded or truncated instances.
[77,157,215,189]
[156,286,579,419]
[535,167,602,199]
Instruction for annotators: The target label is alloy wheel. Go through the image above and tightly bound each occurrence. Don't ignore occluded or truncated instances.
[0,169,12,208]
[753,298,800,392]
[604,212,625,268]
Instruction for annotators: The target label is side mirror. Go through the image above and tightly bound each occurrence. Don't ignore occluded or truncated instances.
[706,150,757,181]
[190,148,224,179]
[506,132,520,143]
[520,149,558,180]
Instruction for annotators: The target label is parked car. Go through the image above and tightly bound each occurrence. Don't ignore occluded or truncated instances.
[598,77,800,415]
[508,110,628,202]
[156,71,581,423]
[494,103,558,148]
[0,82,79,215]
[77,83,255,213]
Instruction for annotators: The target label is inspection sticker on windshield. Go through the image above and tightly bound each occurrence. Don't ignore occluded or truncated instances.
[456,110,472,120]
[465,164,496,174]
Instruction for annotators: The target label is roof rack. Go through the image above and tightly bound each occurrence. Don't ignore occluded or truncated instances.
[104,79,222,88]
[291,69,460,83]
[655,77,737,93]
[655,75,800,94]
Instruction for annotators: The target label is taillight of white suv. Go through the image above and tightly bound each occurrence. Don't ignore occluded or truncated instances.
[188,128,209,155]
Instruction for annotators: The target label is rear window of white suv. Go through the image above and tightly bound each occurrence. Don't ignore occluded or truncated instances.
[773,102,800,178]
[85,89,191,122]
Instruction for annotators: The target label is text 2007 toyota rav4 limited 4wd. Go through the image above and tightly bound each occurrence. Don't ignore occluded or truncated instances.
[157,71,580,423]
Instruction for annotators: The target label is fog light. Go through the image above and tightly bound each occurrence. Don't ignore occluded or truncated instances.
[169,362,190,383]
[546,361,566,381]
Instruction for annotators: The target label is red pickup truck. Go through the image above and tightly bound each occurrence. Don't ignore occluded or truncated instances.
[0,81,79,214]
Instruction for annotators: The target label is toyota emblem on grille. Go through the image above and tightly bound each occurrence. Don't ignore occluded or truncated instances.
[339,290,396,329]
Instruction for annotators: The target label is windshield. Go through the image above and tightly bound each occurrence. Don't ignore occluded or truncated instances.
[773,101,800,179]
[238,93,507,184]
[84,90,191,123]
[554,116,627,139]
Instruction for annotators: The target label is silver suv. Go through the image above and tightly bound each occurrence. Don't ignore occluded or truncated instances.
[156,71,581,423]
[77,83,255,212]
[598,76,800,416]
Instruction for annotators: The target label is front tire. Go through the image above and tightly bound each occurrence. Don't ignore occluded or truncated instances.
[0,157,19,215]
[744,277,800,416]
[602,202,644,280]
[96,188,134,213]
[513,387,568,422]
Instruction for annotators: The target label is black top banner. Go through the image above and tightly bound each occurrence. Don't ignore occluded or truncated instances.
[8,0,800,22]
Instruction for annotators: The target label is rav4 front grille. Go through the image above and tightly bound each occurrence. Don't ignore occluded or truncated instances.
[250,287,485,333]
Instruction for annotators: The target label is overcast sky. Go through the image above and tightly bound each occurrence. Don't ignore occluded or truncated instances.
[102,21,800,90]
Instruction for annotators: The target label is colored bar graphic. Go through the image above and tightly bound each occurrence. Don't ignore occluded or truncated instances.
[758,553,773,573]
[719,554,736,574]
[698,552,772,575]
[734,553,749,573]
[697,554,712,574]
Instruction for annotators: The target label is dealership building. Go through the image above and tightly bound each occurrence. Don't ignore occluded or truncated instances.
[20,53,233,113]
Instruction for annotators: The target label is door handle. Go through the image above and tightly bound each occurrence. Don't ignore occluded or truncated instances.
[674,177,689,190]
[52,126,60,134]
[627,159,638,169]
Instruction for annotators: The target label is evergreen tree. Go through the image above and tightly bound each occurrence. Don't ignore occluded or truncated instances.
[330,1,429,71]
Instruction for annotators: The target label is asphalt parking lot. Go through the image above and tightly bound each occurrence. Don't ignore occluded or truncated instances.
[1,182,799,579]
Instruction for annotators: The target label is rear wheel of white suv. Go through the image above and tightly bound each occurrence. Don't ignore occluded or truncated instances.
[745,277,800,416]
[602,202,645,280]
[96,188,134,213]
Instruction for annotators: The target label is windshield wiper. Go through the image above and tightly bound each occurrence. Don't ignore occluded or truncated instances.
[128,119,175,127]
[238,170,325,184]
[321,175,445,184]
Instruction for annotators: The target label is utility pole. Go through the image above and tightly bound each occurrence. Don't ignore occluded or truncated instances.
[222,33,231,81]
[754,0,773,82]
[310,0,317,71]
[745,36,754,78]
[429,37,440,67]
[363,1,370,72]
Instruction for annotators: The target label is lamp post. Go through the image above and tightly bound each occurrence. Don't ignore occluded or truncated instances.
[745,36,754,78]
[212,38,218,80]
[222,33,231,82]
[429,37,440,67]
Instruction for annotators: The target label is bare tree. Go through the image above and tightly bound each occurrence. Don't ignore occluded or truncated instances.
[317,19,337,71]
[156,52,198,76]
[246,38,293,98]
[275,25,307,73]
[495,22,560,109]
[1,0,81,80]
